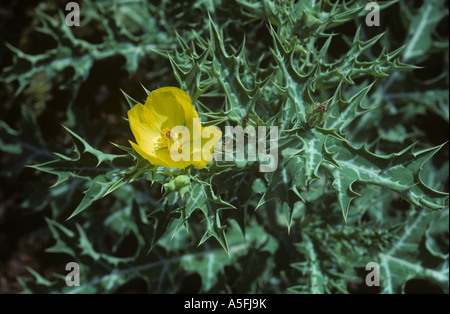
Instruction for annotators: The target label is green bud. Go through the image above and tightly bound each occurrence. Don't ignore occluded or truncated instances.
[305,102,327,128]
[164,175,191,197]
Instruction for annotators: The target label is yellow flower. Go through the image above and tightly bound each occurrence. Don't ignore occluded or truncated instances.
[128,87,222,170]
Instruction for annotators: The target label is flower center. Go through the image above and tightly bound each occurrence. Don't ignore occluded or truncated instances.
[155,127,183,154]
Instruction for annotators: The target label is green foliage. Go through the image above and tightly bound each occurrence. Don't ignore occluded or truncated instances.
[1,0,448,294]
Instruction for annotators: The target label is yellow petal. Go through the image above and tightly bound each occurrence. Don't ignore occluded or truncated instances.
[192,126,222,169]
[155,148,191,170]
[144,87,190,130]
[128,86,213,171]
[180,96,200,138]
[129,141,171,169]
[127,103,160,154]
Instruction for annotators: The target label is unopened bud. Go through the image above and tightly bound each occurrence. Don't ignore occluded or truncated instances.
[163,175,191,197]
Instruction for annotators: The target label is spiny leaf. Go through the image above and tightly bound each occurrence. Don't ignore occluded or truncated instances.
[380,210,449,293]
[400,0,449,61]
[325,140,449,220]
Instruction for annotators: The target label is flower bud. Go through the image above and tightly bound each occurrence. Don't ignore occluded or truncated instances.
[163,175,191,197]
